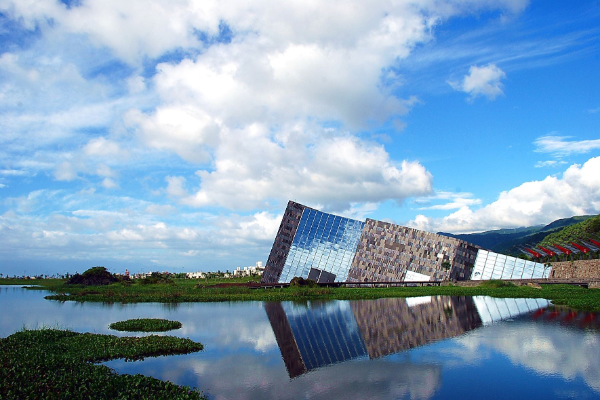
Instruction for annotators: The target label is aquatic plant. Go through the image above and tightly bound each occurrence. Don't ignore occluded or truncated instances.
[0,328,205,399]
[110,318,182,332]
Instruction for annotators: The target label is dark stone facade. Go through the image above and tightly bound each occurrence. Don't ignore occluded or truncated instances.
[261,201,305,283]
[347,219,479,282]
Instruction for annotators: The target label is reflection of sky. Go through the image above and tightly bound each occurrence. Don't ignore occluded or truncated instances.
[2,286,600,399]
[0,286,277,354]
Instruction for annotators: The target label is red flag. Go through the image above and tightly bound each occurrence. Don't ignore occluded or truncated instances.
[571,242,590,253]
[524,248,542,258]
[538,246,556,257]
[553,244,572,255]
[588,238,600,248]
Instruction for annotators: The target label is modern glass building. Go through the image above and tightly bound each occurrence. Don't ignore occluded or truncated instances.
[471,250,550,280]
[262,201,550,284]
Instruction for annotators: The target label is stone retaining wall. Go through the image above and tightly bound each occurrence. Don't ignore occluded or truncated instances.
[550,259,600,279]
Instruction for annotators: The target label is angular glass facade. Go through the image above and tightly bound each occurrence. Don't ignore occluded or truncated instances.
[471,250,550,280]
[278,207,365,283]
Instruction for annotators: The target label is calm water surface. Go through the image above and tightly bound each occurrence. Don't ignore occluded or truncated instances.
[2,285,600,399]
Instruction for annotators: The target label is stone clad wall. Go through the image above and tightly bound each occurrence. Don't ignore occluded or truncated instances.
[550,259,600,279]
[347,219,479,282]
[261,201,304,283]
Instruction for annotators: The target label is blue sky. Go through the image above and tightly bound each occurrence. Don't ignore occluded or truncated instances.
[0,0,599,276]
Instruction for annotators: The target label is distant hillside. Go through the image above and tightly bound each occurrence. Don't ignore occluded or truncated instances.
[439,215,596,256]
[539,214,600,248]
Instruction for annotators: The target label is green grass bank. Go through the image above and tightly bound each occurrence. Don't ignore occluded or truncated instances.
[2,277,600,312]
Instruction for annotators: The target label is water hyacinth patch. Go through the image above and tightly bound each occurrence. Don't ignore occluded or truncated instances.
[0,328,205,399]
[110,318,183,332]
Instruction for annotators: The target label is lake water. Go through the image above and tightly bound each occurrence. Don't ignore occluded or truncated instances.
[2,285,600,399]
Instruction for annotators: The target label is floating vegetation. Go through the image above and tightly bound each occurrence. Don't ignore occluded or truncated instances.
[0,328,205,399]
[110,318,182,332]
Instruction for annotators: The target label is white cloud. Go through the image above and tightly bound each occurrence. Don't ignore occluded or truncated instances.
[2,0,530,213]
[410,156,600,233]
[535,160,568,168]
[165,176,189,198]
[84,138,129,161]
[449,63,506,100]
[0,189,281,272]
[144,204,177,216]
[101,178,118,189]
[125,107,219,164]
[162,125,433,211]
[454,322,600,393]
[0,0,538,274]
[534,135,600,157]
[54,161,78,181]
[50,138,126,186]
[0,169,29,176]
[415,191,481,210]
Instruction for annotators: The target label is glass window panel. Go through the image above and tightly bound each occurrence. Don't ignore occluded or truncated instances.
[501,265,513,279]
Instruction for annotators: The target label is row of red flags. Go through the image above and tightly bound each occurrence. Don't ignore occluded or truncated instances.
[521,238,600,259]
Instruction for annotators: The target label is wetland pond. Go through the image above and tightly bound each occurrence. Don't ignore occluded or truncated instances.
[2,285,600,399]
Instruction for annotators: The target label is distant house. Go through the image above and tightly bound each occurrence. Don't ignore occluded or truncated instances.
[232,262,265,277]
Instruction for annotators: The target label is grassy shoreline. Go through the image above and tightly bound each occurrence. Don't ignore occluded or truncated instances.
[2,277,600,312]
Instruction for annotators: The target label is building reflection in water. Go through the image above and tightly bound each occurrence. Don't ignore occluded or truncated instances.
[265,296,549,378]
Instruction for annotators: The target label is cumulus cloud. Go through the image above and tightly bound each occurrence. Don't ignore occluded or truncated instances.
[2,0,530,213]
[534,135,600,157]
[160,125,433,211]
[449,63,506,100]
[0,0,538,273]
[50,138,127,187]
[410,156,600,233]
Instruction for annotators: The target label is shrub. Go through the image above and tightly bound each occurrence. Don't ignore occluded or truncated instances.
[139,273,174,285]
[289,277,317,287]
[66,267,118,286]
[478,280,517,288]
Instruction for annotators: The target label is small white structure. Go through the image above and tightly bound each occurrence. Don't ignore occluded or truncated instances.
[186,271,206,279]
[404,270,431,282]
[232,262,265,277]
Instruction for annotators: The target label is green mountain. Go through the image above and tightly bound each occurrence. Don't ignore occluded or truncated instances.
[540,214,600,248]
[439,215,597,256]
